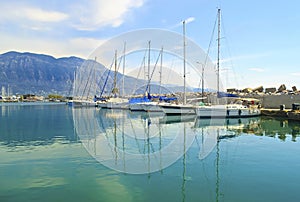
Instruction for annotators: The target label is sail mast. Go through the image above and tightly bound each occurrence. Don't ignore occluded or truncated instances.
[114,50,117,90]
[122,42,126,97]
[112,50,118,97]
[217,8,221,95]
[183,20,187,105]
[148,40,151,96]
[159,46,163,95]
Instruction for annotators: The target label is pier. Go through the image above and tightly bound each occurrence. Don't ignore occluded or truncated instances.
[261,108,300,121]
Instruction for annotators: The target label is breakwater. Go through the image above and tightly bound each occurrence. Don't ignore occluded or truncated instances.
[240,94,300,109]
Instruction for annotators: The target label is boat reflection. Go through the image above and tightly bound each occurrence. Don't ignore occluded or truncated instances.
[73,107,300,175]
[73,108,196,174]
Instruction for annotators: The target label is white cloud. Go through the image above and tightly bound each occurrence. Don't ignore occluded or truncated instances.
[0,3,68,23]
[0,0,146,57]
[0,31,106,58]
[71,0,145,30]
[68,37,106,57]
[23,7,68,22]
[248,68,265,72]
[0,0,145,30]
[291,72,300,76]
[171,16,196,29]
[185,17,195,24]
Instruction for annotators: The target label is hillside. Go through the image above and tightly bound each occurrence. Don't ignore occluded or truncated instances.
[0,51,84,95]
[0,51,198,97]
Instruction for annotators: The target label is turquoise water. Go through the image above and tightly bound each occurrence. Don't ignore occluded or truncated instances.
[1,103,300,202]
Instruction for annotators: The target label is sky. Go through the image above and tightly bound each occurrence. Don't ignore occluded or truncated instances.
[1,0,300,89]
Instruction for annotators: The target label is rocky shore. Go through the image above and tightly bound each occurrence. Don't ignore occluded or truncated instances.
[227,84,300,109]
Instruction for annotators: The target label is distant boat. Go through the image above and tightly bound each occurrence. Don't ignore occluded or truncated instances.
[68,65,97,108]
[196,9,261,118]
[68,99,97,108]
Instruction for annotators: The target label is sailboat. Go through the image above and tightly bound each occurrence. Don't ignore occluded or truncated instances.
[106,48,129,109]
[129,41,152,111]
[69,59,97,108]
[141,46,164,113]
[196,9,261,118]
[159,20,196,115]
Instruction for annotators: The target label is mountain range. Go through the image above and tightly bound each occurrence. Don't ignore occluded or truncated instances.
[0,51,203,97]
[0,51,86,96]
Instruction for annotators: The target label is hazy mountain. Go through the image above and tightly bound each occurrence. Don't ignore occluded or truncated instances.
[0,51,202,97]
[0,51,84,95]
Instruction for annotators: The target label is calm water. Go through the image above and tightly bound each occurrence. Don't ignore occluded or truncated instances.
[1,103,300,202]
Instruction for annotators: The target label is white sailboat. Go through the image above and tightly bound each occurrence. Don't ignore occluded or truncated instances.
[196,9,261,118]
[69,61,97,108]
[106,48,129,109]
[129,41,152,112]
[160,20,196,115]
[141,46,164,113]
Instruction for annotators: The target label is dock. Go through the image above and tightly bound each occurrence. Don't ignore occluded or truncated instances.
[261,108,300,121]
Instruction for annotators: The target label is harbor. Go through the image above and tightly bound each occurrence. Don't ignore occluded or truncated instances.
[1,0,300,201]
[1,103,300,202]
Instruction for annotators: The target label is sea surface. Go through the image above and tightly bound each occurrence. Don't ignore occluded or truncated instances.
[1,103,300,202]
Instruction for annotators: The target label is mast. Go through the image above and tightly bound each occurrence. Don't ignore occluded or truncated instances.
[112,50,118,97]
[148,40,151,96]
[159,46,163,95]
[122,42,126,97]
[202,64,204,100]
[217,8,221,95]
[73,70,76,98]
[183,20,187,105]
[114,50,117,90]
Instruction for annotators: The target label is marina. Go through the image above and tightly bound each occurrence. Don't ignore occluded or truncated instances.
[1,2,300,201]
[1,103,300,202]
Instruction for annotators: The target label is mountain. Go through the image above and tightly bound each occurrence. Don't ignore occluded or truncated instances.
[0,51,200,97]
[0,51,84,95]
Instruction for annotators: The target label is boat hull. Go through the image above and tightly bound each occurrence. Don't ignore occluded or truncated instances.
[107,102,129,109]
[142,102,163,112]
[129,103,145,111]
[196,104,260,118]
[68,100,96,108]
[160,104,196,115]
[105,98,129,109]
[97,101,107,108]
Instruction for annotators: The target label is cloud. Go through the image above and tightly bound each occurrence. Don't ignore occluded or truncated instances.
[248,68,265,72]
[291,72,300,76]
[170,16,196,29]
[0,0,145,30]
[0,31,106,58]
[70,0,145,30]
[0,3,68,23]
[68,37,106,57]
[185,17,195,24]
[0,0,146,57]
[23,7,68,22]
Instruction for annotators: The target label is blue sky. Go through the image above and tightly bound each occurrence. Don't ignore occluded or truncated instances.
[1,0,300,89]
